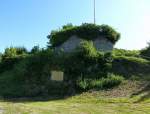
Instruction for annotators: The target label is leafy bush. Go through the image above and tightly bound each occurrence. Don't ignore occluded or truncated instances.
[94,74,124,89]
[47,23,120,47]
[75,41,99,59]
[77,74,124,90]
[77,78,90,90]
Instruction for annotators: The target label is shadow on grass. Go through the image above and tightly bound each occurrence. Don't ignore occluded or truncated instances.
[0,94,77,103]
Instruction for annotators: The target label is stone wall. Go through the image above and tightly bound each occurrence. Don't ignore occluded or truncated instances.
[55,35,82,52]
[55,35,113,52]
[93,37,113,52]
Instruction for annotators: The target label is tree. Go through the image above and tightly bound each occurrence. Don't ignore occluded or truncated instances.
[15,47,28,55]
[0,52,2,62]
[3,47,17,58]
[2,47,28,59]
[30,45,41,54]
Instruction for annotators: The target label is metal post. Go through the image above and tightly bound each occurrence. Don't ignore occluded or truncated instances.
[94,0,96,24]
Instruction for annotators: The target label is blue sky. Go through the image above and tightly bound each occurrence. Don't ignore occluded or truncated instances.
[0,0,150,52]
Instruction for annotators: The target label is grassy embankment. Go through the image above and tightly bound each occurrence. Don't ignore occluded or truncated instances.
[0,77,149,114]
[0,50,150,114]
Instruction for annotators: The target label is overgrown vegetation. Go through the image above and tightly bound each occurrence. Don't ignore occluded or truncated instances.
[0,24,149,98]
[47,23,120,47]
[0,41,149,98]
[0,41,123,98]
[113,48,140,57]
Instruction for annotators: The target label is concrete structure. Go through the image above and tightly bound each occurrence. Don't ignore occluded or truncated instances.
[93,37,113,52]
[55,35,113,52]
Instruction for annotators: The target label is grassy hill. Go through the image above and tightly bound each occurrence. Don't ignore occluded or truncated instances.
[0,78,149,114]
[0,54,149,114]
[0,36,150,113]
[0,45,150,97]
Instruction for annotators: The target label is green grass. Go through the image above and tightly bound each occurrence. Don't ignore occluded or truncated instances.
[0,96,149,114]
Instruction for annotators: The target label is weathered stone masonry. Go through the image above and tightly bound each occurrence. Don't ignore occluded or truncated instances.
[55,35,114,52]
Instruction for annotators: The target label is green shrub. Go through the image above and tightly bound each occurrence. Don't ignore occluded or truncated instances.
[77,78,91,90]
[48,23,120,47]
[96,74,124,88]
[75,41,99,59]
[77,74,124,90]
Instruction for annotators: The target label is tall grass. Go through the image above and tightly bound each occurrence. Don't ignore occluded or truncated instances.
[77,73,124,90]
